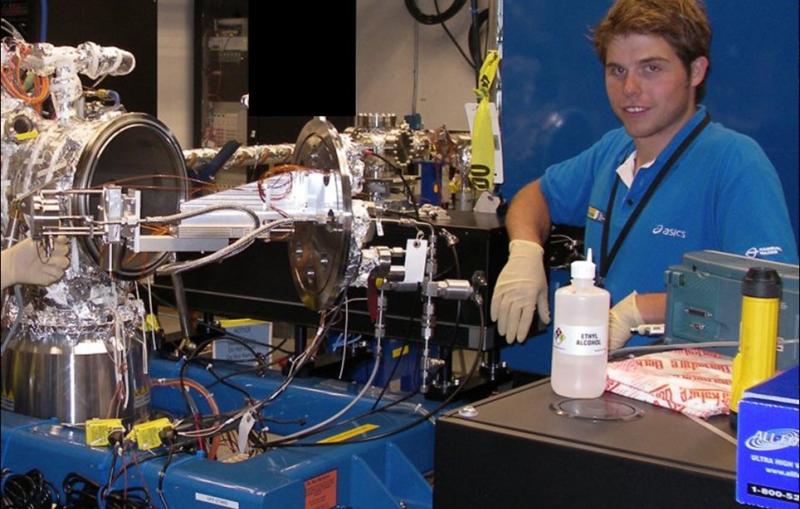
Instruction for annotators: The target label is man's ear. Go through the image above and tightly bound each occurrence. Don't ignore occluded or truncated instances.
[690,56,709,88]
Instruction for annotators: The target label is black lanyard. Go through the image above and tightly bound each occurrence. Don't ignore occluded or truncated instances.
[599,112,711,281]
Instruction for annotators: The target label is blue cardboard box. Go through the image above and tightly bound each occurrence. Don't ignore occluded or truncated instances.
[736,366,800,508]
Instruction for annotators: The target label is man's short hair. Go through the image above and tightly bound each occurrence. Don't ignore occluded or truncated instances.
[592,0,712,102]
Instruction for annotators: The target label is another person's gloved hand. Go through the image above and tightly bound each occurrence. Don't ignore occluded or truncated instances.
[490,239,550,343]
[1,236,70,290]
[608,291,644,350]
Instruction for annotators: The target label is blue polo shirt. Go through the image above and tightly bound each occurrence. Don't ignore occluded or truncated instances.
[540,105,798,304]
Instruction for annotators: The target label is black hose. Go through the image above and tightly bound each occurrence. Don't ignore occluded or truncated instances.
[468,8,489,70]
[405,0,467,25]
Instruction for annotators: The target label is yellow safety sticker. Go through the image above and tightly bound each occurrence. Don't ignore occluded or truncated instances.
[392,345,410,359]
[14,129,38,141]
[317,423,379,444]
[219,318,267,327]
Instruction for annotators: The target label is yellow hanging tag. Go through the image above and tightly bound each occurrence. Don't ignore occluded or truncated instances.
[469,50,501,191]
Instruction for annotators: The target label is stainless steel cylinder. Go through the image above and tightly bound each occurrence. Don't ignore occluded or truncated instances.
[2,104,186,424]
[1,325,150,423]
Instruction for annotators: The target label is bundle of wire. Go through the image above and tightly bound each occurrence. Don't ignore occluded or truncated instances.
[63,472,151,509]
[256,164,331,203]
[1,468,60,508]
[0,39,50,112]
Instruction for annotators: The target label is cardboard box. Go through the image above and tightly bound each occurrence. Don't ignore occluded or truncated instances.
[736,365,799,508]
[213,318,273,366]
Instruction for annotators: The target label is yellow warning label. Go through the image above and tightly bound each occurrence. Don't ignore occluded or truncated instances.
[220,318,268,327]
[15,129,39,141]
[392,345,410,359]
[317,423,379,444]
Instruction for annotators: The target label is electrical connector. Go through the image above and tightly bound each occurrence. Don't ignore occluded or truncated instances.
[126,417,173,451]
[85,418,124,447]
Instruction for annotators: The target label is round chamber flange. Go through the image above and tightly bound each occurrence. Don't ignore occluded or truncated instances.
[288,118,354,311]
[549,397,644,422]
[73,113,188,279]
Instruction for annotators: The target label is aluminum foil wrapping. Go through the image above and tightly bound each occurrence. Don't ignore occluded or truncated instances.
[344,199,373,288]
[339,134,365,195]
[351,247,380,288]
[22,42,135,79]
[6,249,146,347]
[183,144,294,172]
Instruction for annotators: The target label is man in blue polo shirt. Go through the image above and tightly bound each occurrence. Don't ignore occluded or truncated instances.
[490,0,798,349]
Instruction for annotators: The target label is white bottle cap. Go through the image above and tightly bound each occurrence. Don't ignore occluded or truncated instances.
[571,248,596,280]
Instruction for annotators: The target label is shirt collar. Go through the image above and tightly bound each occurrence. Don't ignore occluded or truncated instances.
[650,105,709,167]
[616,151,655,188]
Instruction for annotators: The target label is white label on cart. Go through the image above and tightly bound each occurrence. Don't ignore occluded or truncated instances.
[195,492,240,508]
[553,324,607,356]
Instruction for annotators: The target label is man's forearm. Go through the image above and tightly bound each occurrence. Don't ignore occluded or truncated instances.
[505,179,552,245]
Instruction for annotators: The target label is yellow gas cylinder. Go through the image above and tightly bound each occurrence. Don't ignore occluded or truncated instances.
[730,267,781,426]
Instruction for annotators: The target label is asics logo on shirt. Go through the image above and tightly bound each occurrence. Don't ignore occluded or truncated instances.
[651,224,686,239]
[745,246,783,258]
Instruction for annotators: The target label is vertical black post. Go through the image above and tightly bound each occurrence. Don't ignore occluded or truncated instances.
[170,273,192,344]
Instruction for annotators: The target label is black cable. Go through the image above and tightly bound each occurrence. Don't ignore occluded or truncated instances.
[140,281,293,357]
[187,356,258,405]
[282,383,425,447]
[110,437,197,485]
[254,296,348,411]
[433,0,477,73]
[363,151,420,219]
[369,286,421,411]
[101,441,119,505]
[177,337,262,432]
[156,438,178,509]
[341,387,421,427]
[103,487,151,509]
[171,335,262,457]
[369,337,412,411]
[467,8,489,69]
[204,353,288,390]
[442,241,464,385]
[271,296,487,448]
[1,468,59,509]
[63,471,152,509]
[202,322,294,356]
[405,0,467,25]
[63,472,101,508]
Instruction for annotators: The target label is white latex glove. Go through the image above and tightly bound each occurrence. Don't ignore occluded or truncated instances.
[1,236,70,290]
[490,239,550,343]
[608,291,644,350]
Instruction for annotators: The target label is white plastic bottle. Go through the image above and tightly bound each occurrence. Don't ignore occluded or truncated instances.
[550,249,610,398]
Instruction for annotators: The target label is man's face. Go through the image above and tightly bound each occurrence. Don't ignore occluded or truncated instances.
[604,33,707,156]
